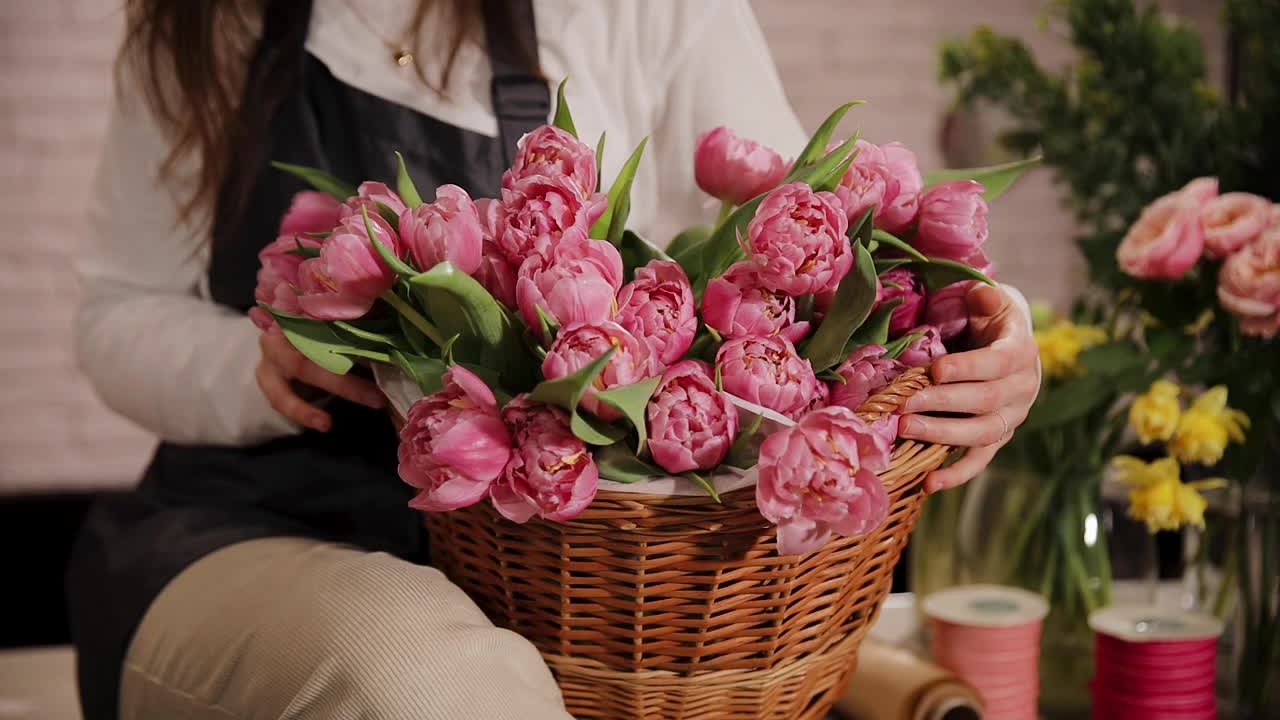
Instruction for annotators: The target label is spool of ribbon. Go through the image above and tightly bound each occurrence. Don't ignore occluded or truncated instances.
[1088,605,1224,720]
[922,585,1049,720]
[835,638,983,720]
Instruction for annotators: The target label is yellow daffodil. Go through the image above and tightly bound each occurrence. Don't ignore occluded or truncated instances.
[1128,379,1181,444]
[1169,386,1250,466]
[1033,321,1108,379]
[1110,455,1227,532]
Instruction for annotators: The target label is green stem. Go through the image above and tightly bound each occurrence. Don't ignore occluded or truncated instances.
[381,292,446,347]
[1212,539,1237,620]
[337,348,392,363]
[715,200,734,227]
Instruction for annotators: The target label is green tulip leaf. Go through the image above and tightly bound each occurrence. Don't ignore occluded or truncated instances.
[262,306,355,375]
[803,242,878,371]
[590,137,649,244]
[595,375,662,454]
[271,161,357,200]
[362,206,417,278]
[394,151,424,209]
[667,224,711,261]
[906,257,996,291]
[552,77,577,138]
[843,298,902,354]
[619,229,674,278]
[594,131,606,190]
[846,206,874,245]
[870,229,928,261]
[1022,374,1113,431]
[570,413,628,446]
[724,412,765,469]
[333,320,413,352]
[287,237,321,258]
[695,195,762,282]
[922,156,1041,201]
[594,441,664,484]
[408,261,507,347]
[806,136,861,193]
[785,100,863,178]
[683,471,721,503]
[882,331,924,360]
[527,347,627,445]
[389,349,447,396]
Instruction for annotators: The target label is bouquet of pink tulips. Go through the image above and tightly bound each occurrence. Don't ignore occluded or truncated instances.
[253,85,1033,555]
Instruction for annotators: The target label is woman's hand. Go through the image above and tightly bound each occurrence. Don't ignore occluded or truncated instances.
[899,284,1040,493]
[256,332,385,432]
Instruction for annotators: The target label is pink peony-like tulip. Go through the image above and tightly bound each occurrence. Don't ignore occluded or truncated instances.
[702,261,810,343]
[340,181,408,221]
[755,406,896,555]
[715,335,823,420]
[249,233,323,333]
[398,366,513,512]
[1201,192,1270,258]
[278,191,342,237]
[398,185,483,274]
[1116,177,1218,279]
[490,395,598,523]
[828,345,906,411]
[914,180,989,263]
[296,213,401,320]
[898,325,948,367]
[877,268,925,337]
[493,174,606,264]
[742,182,852,296]
[474,241,518,308]
[645,360,739,474]
[693,127,789,206]
[542,322,655,420]
[924,282,973,341]
[1218,226,1280,338]
[832,140,923,234]
[503,125,598,198]
[516,237,624,332]
[615,260,698,365]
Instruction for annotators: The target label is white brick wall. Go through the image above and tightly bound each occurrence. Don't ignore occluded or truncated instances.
[0,1,1223,493]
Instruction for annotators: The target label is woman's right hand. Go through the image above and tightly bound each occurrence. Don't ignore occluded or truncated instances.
[256,333,385,432]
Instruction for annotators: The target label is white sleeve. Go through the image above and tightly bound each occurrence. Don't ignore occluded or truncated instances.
[76,76,299,446]
[645,0,810,245]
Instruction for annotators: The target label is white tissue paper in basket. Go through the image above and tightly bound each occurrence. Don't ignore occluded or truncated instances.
[373,364,794,497]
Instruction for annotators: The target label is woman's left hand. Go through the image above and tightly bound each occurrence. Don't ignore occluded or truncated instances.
[898,284,1041,493]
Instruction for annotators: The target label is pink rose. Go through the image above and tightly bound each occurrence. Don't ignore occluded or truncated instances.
[645,360,739,474]
[503,125,598,198]
[398,366,513,512]
[490,395,598,523]
[877,268,925,337]
[1218,226,1280,338]
[614,260,697,365]
[542,322,655,420]
[742,182,852,296]
[1201,192,1270,258]
[898,325,947,367]
[756,406,896,555]
[702,261,810,343]
[833,140,923,234]
[398,184,483,274]
[1116,177,1218,279]
[914,180,989,263]
[474,241,518,308]
[493,174,606,264]
[249,233,323,333]
[278,191,342,237]
[296,213,401,320]
[340,181,408,221]
[828,345,906,411]
[693,127,789,206]
[516,237,624,331]
[715,335,823,420]
[925,282,973,341]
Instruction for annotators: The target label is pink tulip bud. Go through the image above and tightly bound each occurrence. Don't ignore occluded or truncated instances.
[398,185,483,274]
[296,213,401,320]
[1201,192,1270,258]
[542,322,655,421]
[474,240,518,308]
[1116,177,1218,279]
[645,360,739,474]
[914,180,990,264]
[702,261,802,341]
[278,191,342,237]
[877,268,925,337]
[742,182,852,296]
[516,237,624,331]
[1218,226,1280,338]
[490,394,599,523]
[398,366,513,512]
[615,260,697,366]
[832,140,923,234]
[250,233,323,333]
[828,345,905,412]
[340,181,408,221]
[715,335,823,420]
[924,282,973,341]
[503,125,598,198]
[493,174,606,264]
[693,127,789,206]
[897,325,947,367]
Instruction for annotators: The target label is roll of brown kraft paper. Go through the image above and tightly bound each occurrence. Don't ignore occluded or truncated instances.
[832,638,984,720]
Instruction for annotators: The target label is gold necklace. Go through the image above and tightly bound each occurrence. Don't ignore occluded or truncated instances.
[345,1,415,68]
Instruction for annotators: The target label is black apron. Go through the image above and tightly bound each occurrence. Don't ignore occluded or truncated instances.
[65,2,549,717]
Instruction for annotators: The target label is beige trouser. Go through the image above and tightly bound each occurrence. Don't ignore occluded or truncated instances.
[119,537,574,719]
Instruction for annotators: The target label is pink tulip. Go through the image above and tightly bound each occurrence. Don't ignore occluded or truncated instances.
[340,181,409,221]
[249,233,323,333]
[645,360,739,474]
[398,366,513,512]
[742,182,852,296]
[615,260,698,365]
[833,140,923,234]
[493,174,606,264]
[1218,226,1280,338]
[693,127,789,206]
[296,213,401,320]
[1201,192,1270,258]
[516,237,624,332]
[828,345,906,412]
[397,184,483,274]
[503,125,598,198]
[877,268,925,337]
[1117,177,1218,279]
[490,395,599,523]
[474,241,518,308]
[278,191,342,237]
[542,322,655,421]
[914,180,989,263]
[715,335,823,420]
[898,325,947,367]
[702,261,810,342]
[925,282,973,341]
[756,406,896,555]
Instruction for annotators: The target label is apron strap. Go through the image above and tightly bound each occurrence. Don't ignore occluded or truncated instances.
[482,0,550,168]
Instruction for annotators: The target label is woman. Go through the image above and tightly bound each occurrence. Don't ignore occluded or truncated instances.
[68,1,1042,718]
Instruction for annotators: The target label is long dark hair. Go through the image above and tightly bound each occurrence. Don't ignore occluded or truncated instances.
[118,0,538,226]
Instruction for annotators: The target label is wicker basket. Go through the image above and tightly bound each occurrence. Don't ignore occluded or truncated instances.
[422,366,948,720]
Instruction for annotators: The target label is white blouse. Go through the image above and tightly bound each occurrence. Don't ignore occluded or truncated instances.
[78,0,810,446]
